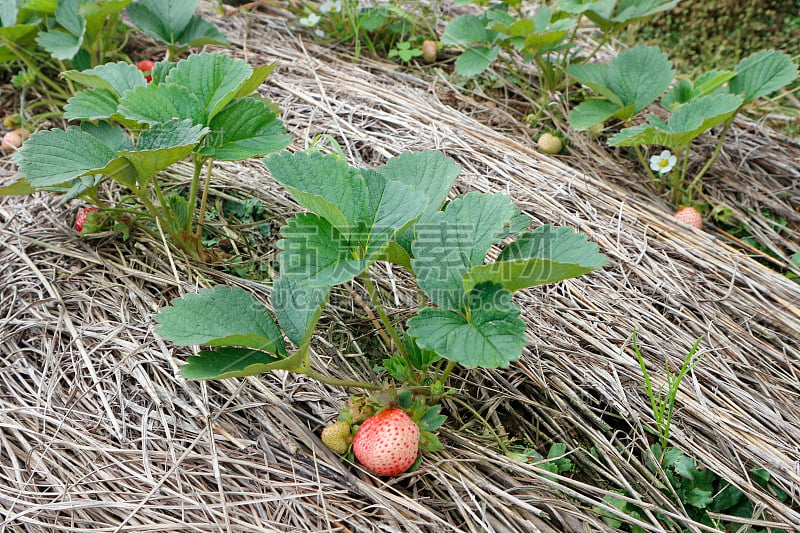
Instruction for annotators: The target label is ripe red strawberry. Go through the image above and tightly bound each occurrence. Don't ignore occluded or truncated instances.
[352,408,419,476]
[136,60,155,82]
[674,206,702,229]
[321,420,352,455]
[75,207,99,232]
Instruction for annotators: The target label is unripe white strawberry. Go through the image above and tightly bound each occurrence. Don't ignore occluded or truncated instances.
[421,40,438,64]
[353,408,419,476]
[1,129,27,151]
[537,132,562,154]
[674,206,702,229]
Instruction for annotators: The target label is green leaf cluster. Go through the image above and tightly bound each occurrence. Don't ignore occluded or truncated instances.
[155,150,607,379]
[0,0,131,67]
[15,53,289,188]
[125,0,228,59]
[9,53,290,259]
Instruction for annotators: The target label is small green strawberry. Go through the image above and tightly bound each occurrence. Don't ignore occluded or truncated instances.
[321,420,352,455]
[353,408,419,476]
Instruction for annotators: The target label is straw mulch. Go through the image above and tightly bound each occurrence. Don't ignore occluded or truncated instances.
[1,5,799,532]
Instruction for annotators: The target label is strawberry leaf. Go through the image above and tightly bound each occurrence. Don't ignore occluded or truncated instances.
[376,150,460,251]
[154,285,286,356]
[730,50,798,103]
[235,63,277,98]
[125,0,199,45]
[412,192,519,311]
[567,45,673,129]
[12,127,116,186]
[117,83,205,126]
[64,88,120,121]
[271,276,329,345]
[180,347,300,380]
[80,0,131,42]
[278,214,370,287]
[265,151,367,236]
[175,14,228,50]
[609,93,742,149]
[407,281,527,368]
[419,430,445,452]
[112,119,207,179]
[200,97,290,161]
[63,61,146,94]
[463,225,607,293]
[165,52,251,121]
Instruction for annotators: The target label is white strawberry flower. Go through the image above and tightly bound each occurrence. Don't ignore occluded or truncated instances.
[299,13,321,27]
[649,149,677,174]
[319,0,342,13]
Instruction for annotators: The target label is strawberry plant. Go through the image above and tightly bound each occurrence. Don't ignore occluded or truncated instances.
[571,46,798,204]
[440,0,677,122]
[6,52,291,260]
[154,149,608,472]
[0,0,133,101]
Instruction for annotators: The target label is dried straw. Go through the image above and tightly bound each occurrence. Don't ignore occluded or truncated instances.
[1,4,799,532]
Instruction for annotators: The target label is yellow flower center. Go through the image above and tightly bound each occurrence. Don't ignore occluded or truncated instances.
[659,160,669,168]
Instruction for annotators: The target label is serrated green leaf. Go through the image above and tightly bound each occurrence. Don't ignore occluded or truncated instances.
[360,169,427,255]
[661,79,697,110]
[150,60,176,84]
[154,285,286,355]
[609,93,742,148]
[35,28,82,60]
[177,14,228,49]
[567,98,622,130]
[80,121,133,152]
[407,281,526,368]
[0,178,36,195]
[117,83,205,126]
[441,14,488,45]
[454,45,499,77]
[181,347,299,380]
[125,0,200,45]
[63,87,120,121]
[165,52,251,121]
[377,150,461,251]
[694,69,736,97]
[66,62,146,95]
[278,214,369,286]
[0,24,39,63]
[264,151,367,235]
[271,276,329,345]
[200,97,290,160]
[234,63,276,98]
[729,49,798,102]
[112,119,206,179]
[55,0,84,35]
[12,127,115,186]
[464,225,606,293]
[412,192,518,311]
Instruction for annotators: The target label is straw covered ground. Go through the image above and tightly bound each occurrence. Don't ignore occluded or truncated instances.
[1,4,799,532]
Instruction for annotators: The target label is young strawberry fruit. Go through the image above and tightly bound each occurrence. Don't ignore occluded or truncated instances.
[353,408,419,476]
[674,206,702,229]
[421,40,438,64]
[136,60,155,82]
[75,207,99,233]
[537,132,562,154]
[321,420,353,455]
[1,128,28,151]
